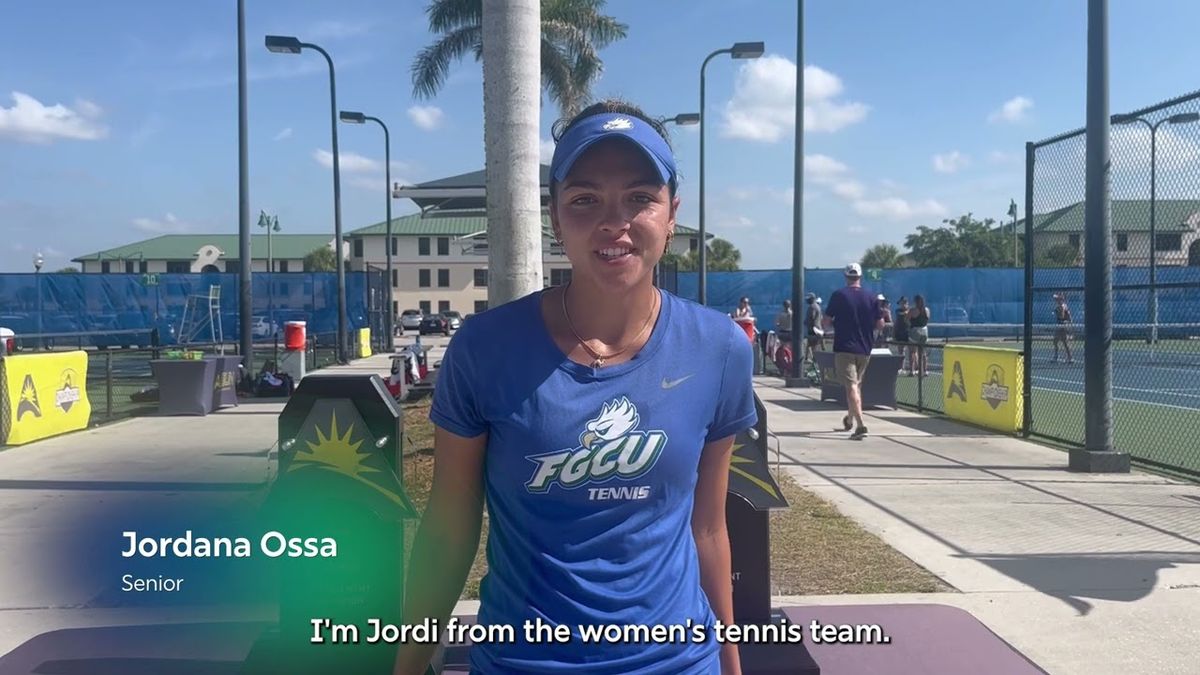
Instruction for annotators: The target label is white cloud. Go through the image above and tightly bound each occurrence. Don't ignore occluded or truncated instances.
[831,181,866,199]
[133,212,189,233]
[988,96,1033,124]
[313,148,382,173]
[852,198,947,221]
[804,153,849,180]
[722,56,868,143]
[273,127,293,141]
[0,91,108,143]
[408,105,444,131]
[540,138,556,163]
[932,150,970,174]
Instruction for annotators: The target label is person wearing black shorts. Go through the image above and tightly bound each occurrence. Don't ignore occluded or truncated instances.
[1053,293,1074,363]
[893,297,911,366]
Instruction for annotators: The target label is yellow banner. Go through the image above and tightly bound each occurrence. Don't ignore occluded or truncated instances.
[357,328,372,358]
[943,345,1023,433]
[2,351,91,445]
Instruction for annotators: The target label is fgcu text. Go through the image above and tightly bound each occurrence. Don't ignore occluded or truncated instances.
[121,531,338,558]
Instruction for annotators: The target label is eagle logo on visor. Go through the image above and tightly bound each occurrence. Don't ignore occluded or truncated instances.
[602,117,633,131]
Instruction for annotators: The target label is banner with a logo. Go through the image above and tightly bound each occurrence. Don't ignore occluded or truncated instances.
[357,328,372,358]
[1,351,91,445]
[943,345,1023,433]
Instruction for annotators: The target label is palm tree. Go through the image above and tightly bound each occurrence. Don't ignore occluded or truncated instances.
[707,238,742,272]
[480,0,544,304]
[861,243,902,269]
[412,0,628,117]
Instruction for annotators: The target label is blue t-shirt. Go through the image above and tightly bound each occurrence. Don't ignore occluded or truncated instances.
[430,289,757,675]
[825,286,881,355]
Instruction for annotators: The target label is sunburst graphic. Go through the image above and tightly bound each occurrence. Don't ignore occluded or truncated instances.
[729,441,780,501]
[287,410,406,506]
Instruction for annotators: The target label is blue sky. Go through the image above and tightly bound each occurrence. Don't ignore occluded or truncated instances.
[4,0,1200,272]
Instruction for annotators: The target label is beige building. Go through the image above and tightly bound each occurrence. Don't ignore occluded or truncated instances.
[347,166,702,317]
[1029,199,1200,266]
[73,234,346,274]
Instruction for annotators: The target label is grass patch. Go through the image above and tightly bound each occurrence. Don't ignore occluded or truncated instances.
[400,399,949,599]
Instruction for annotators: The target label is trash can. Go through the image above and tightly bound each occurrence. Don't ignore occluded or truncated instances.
[283,321,306,351]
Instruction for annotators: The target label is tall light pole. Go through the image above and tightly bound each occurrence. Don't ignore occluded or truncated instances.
[34,251,44,351]
[340,110,394,349]
[266,35,348,363]
[237,0,252,374]
[699,41,765,306]
[789,1,805,386]
[257,210,281,336]
[1112,111,1199,345]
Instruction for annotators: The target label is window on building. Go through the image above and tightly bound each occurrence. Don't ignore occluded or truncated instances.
[437,237,450,255]
[353,238,364,257]
[437,269,450,287]
[101,261,111,273]
[279,260,289,273]
[225,260,241,274]
[550,268,572,286]
[390,237,398,256]
[1156,233,1183,251]
[418,269,431,288]
[391,269,399,288]
[438,300,451,313]
[474,268,488,287]
[419,300,431,314]
[393,300,399,317]
[474,300,488,314]
[139,261,148,274]
[125,261,136,274]
[167,261,189,273]
[689,237,699,252]
[1116,233,1128,252]
[1068,234,1081,249]
[418,237,430,255]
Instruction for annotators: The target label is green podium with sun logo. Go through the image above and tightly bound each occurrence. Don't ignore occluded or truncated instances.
[243,375,418,674]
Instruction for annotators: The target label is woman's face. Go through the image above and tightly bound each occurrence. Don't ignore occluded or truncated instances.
[551,138,679,292]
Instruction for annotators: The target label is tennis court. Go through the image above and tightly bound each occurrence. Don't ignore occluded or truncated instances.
[894,323,1200,476]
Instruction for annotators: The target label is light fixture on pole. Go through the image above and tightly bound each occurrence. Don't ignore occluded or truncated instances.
[340,109,395,349]
[34,251,44,350]
[699,41,764,306]
[266,34,348,363]
[665,113,701,126]
[1111,110,1200,346]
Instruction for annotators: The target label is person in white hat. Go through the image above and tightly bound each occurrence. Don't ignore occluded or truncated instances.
[823,263,885,439]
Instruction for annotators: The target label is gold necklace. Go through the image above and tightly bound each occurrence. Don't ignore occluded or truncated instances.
[561,283,659,368]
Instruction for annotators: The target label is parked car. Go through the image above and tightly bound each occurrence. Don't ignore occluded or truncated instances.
[1,326,15,355]
[419,314,450,336]
[442,311,463,331]
[252,316,280,339]
[399,309,424,331]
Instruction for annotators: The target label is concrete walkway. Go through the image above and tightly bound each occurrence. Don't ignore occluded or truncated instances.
[755,378,1200,675]
[0,348,1196,674]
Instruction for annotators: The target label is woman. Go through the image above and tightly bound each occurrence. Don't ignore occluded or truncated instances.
[395,100,756,675]
[804,293,825,363]
[733,297,753,320]
[908,294,931,377]
[893,297,911,368]
[875,295,893,349]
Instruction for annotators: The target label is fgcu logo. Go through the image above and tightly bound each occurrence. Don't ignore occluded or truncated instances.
[525,397,667,493]
[981,364,1010,410]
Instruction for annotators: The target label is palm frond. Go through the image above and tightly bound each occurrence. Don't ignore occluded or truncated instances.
[542,0,628,48]
[540,37,577,117]
[426,0,482,34]
[411,25,483,99]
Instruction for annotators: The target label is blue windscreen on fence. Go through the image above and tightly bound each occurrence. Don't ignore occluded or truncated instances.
[0,272,372,343]
[676,266,1200,327]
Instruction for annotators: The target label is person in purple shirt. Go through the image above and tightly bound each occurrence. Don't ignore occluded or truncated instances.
[823,263,884,439]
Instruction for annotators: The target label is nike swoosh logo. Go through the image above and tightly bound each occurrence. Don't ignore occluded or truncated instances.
[662,374,694,389]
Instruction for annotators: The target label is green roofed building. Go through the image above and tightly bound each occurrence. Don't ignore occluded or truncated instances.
[345,165,703,318]
[73,234,344,274]
[1022,199,1200,266]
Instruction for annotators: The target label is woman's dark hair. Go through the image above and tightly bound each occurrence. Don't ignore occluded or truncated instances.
[914,294,926,309]
[550,98,678,197]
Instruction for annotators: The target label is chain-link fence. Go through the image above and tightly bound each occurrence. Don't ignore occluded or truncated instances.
[1027,89,1200,478]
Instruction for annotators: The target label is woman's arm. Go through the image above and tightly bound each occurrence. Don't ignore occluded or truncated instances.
[692,435,741,675]
[393,426,488,675]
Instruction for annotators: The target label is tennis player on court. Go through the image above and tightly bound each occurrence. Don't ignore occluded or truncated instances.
[394,100,757,675]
